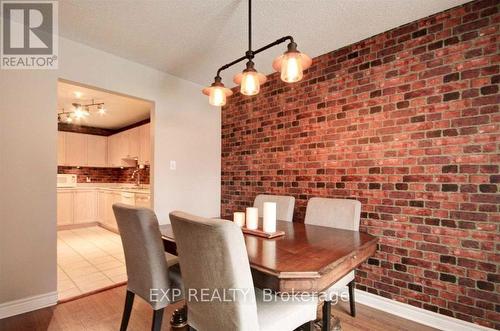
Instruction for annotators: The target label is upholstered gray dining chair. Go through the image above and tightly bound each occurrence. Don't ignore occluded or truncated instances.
[169,211,317,331]
[253,194,295,222]
[113,203,184,331]
[304,197,361,327]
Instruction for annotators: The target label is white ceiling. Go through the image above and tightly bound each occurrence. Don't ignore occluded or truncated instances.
[59,0,469,87]
[57,81,152,129]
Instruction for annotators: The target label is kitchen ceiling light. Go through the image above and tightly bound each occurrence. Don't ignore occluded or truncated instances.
[57,100,106,124]
[98,104,106,115]
[202,0,311,106]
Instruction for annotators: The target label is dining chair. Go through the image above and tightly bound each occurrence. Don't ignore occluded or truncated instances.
[169,211,317,331]
[253,194,295,222]
[113,203,184,331]
[304,197,361,326]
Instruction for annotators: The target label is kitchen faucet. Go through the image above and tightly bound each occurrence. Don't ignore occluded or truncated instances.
[131,168,141,187]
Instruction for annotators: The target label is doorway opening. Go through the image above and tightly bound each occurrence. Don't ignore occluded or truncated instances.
[56,79,154,301]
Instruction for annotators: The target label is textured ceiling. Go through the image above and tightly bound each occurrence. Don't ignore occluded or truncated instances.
[59,0,469,87]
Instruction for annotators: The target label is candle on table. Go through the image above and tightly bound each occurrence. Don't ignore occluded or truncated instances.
[233,212,245,228]
[245,207,259,230]
[263,202,277,233]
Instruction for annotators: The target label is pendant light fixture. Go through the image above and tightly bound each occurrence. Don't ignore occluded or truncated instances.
[202,76,233,106]
[233,60,267,96]
[203,0,311,106]
[272,42,312,83]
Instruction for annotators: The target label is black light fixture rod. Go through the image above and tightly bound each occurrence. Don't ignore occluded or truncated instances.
[214,35,294,78]
[253,35,294,55]
[216,54,248,77]
[248,0,252,52]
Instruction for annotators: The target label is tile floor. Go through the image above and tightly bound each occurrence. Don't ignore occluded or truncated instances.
[57,226,127,301]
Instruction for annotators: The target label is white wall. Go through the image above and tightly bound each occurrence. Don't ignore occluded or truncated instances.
[0,37,220,313]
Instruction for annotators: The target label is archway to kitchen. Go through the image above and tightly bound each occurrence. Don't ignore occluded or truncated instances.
[56,78,155,301]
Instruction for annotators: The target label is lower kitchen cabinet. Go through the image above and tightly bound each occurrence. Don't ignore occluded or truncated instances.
[105,191,121,231]
[97,190,122,231]
[58,188,151,231]
[57,191,74,225]
[135,193,151,208]
[74,190,97,223]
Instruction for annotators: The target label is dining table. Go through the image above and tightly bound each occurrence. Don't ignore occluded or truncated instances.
[160,218,378,331]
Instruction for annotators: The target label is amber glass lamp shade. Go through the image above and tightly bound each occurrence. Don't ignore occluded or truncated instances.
[233,61,267,96]
[202,80,233,106]
[272,42,312,83]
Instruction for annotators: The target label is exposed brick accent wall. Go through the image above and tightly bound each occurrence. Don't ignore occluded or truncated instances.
[221,0,499,328]
[58,166,150,184]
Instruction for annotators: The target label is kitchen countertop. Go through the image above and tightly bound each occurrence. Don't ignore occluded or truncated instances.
[57,185,150,194]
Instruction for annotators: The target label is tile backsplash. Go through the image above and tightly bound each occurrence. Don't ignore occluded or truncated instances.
[58,166,150,184]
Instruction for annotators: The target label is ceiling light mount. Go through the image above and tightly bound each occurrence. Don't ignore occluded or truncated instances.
[57,99,106,124]
[203,0,311,106]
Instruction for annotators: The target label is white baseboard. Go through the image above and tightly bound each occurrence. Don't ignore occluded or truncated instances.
[355,289,494,331]
[0,292,58,320]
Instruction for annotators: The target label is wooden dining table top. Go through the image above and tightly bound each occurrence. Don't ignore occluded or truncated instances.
[160,219,378,293]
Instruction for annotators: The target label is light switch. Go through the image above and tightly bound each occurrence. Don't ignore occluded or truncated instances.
[170,160,176,170]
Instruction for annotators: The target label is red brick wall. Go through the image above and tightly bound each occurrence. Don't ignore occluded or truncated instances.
[221,0,499,328]
[58,166,150,184]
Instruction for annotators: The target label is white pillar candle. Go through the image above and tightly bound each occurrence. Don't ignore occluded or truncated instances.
[245,207,259,230]
[233,212,245,228]
[263,202,277,233]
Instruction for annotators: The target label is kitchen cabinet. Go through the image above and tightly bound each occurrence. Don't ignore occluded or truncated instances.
[57,124,149,168]
[57,191,74,225]
[107,131,133,167]
[139,123,151,165]
[65,132,87,166]
[98,190,121,231]
[97,190,107,223]
[58,188,150,230]
[105,191,121,231]
[107,124,148,167]
[107,134,121,167]
[87,135,107,167]
[74,190,97,223]
[135,193,151,208]
[57,132,66,165]
[127,127,140,160]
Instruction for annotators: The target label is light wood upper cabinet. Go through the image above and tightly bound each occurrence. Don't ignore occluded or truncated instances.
[139,123,151,165]
[107,134,120,167]
[57,124,148,168]
[127,127,140,159]
[107,132,130,167]
[74,190,97,223]
[87,135,107,167]
[107,124,149,167]
[57,132,66,165]
[57,191,74,225]
[65,132,87,166]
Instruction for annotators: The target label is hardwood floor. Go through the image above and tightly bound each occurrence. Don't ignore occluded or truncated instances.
[0,286,437,331]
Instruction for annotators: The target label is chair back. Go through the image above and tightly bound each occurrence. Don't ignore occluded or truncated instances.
[113,203,171,309]
[304,198,361,231]
[169,211,259,331]
[253,194,295,222]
